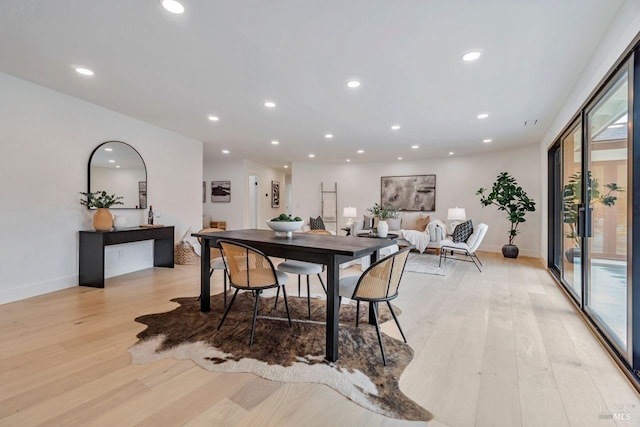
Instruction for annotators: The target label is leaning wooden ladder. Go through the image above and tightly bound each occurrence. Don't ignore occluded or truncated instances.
[320,182,338,234]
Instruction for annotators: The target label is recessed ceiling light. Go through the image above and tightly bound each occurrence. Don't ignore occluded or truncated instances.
[449,152,454,155]
[116,165,121,168]
[271,140,279,145]
[483,138,492,143]
[477,113,489,119]
[108,160,115,163]
[346,159,351,162]
[264,101,276,108]
[284,165,288,168]
[162,0,184,14]
[346,80,361,88]
[462,51,482,62]
[357,149,364,154]
[207,115,219,121]
[309,154,315,158]
[391,125,401,131]
[74,67,94,76]
[222,149,230,154]
[104,147,113,152]
[397,157,403,160]
[411,145,419,149]
[325,134,334,139]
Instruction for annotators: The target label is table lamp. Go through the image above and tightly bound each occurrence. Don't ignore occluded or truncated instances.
[447,207,466,233]
[343,206,358,227]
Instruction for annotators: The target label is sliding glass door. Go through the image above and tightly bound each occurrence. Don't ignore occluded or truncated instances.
[585,65,630,351]
[548,50,635,370]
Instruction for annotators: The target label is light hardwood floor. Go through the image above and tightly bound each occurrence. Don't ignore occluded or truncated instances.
[1,253,638,426]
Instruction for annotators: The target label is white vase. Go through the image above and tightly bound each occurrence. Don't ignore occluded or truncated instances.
[377,220,389,238]
[113,215,127,230]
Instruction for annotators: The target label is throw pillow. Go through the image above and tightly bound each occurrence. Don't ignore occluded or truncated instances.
[452,219,473,243]
[309,216,326,230]
[387,217,402,231]
[362,215,374,230]
[414,215,431,231]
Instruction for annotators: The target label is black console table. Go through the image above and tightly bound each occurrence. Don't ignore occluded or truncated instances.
[79,226,175,288]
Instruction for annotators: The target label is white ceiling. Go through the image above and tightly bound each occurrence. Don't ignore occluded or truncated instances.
[0,1,623,168]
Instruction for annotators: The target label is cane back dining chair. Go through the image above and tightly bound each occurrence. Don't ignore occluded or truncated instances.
[275,229,330,318]
[338,245,412,365]
[217,239,292,346]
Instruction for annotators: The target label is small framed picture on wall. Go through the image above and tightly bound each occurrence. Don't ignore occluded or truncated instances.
[211,180,231,202]
[202,181,206,203]
[271,181,280,208]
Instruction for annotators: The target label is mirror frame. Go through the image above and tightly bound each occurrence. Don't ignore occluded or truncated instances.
[87,141,148,210]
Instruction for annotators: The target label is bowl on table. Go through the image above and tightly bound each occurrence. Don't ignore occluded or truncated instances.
[266,220,304,238]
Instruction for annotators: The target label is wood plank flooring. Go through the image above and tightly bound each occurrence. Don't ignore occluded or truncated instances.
[1,253,638,426]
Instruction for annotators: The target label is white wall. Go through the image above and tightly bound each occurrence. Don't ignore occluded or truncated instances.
[0,72,203,304]
[203,159,286,230]
[538,0,640,261]
[292,143,541,257]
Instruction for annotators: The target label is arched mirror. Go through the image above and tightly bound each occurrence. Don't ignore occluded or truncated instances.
[88,141,147,209]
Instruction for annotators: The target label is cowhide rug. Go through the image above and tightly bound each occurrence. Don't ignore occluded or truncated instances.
[129,292,433,422]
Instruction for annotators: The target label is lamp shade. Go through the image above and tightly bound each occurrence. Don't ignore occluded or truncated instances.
[343,207,357,218]
[447,207,466,221]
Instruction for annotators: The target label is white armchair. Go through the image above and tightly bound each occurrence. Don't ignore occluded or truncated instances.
[439,223,488,272]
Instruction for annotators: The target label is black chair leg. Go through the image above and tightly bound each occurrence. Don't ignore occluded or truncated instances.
[218,288,239,330]
[386,301,407,343]
[317,274,327,294]
[306,275,311,318]
[469,250,482,272]
[223,272,227,308]
[249,290,261,346]
[298,275,301,297]
[355,300,360,327]
[372,303,387,365]
[281,285,292,327]
[274,286,280,309]
[474,252,483,266]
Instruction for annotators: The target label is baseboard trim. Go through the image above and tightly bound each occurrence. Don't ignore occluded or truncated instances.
[0,274,78,305]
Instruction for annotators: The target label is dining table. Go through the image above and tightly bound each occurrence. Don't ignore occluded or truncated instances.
[191,228,397,362]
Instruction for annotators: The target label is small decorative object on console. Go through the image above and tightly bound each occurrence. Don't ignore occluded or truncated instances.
[80,190,124,231]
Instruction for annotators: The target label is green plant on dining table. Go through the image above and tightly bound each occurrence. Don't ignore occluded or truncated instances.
[80,190,124,208]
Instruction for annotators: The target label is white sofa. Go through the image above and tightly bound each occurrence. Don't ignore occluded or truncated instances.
[350,212,447,254]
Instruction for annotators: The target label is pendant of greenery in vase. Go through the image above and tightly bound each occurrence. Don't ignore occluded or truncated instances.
[367,202,398,238]
[80,191,124,231]
[477,172,536,258]
[562,171,622,263]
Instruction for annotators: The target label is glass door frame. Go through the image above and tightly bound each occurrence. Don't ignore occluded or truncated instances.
[582,59,633,361]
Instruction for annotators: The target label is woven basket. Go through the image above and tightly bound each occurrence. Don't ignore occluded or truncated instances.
[174,243,199,265]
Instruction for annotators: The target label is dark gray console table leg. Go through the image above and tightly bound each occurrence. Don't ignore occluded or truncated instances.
[79,233,106,288]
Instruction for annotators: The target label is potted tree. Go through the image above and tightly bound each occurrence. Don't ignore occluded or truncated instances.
[80,190,124,231]
[563,172,622,263]
[477,172,536,258]
[367,202,399,238]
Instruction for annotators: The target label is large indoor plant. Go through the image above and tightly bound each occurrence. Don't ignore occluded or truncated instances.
[562,171,622,263]
[80,190,124,231]
[367,203,399,237]
[477,172,536,258]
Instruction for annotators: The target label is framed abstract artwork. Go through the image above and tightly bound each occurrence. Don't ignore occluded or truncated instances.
[211,180,231,202]
[380,175,436,211]
[271,181,280,208]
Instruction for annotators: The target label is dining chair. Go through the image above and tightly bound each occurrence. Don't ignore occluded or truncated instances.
[197,228,229,308]
[275,229,331,318]
[439,223,488,272]
[217,239,292,346]
[338,245,412,365]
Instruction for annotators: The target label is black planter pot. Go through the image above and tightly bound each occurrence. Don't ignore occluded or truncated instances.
[502,244,519,258]
[564,247,581,263]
